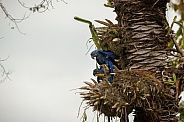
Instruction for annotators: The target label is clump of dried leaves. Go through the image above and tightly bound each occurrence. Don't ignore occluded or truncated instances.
[79,70,178,121]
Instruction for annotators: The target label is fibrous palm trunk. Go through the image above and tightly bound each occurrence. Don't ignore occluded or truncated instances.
[111,0,178,121]
[112,0,169,71]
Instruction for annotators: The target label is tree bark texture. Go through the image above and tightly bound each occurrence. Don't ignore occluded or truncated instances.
[111,0,178,121]
[111,0,170,71]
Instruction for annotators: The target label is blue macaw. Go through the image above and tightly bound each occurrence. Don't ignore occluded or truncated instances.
[93,66,114,83]
[90,50,116,74]
[93,68,104,83]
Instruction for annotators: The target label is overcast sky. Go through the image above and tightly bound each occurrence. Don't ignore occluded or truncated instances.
[0,0,177,122]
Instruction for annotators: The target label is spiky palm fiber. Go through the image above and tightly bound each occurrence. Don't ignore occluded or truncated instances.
[80,70,178,122]
[94,19,127,68]
[94,19,122,54]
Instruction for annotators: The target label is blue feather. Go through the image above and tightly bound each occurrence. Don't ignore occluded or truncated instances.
[90,50,116,67]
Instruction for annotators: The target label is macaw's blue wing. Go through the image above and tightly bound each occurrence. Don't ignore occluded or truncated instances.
[109,76,113,83]
[98,50,116,60]
[105,60,114,73]
[96,53,104,65]
[97,50,117,68]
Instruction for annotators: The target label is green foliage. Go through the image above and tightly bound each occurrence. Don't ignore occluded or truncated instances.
[167,15,184,68]
[74,16,107,50]
[104,0,114,8]
[171,1,184,121]
[179,101,184,122]
[82,110,87,122]
[164,73,177,86]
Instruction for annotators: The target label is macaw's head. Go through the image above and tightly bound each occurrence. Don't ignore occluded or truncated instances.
[93,68,104,77]
[90,50,99,59]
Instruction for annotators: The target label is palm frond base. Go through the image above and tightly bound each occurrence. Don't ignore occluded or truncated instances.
[80,69,179,122]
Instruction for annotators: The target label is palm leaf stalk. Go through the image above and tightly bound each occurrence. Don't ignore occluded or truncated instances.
[74,16,107,50]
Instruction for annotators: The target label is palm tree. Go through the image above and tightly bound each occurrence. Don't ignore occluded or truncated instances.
[80,0,184,122]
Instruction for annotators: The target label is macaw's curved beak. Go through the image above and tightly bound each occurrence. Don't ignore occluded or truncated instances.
[95,74,105,77]
[91,53,98,59]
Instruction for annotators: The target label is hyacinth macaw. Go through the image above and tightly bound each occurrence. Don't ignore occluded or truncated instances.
[93,68,104,83]
[93,64,113,83]
[90,50,116,73]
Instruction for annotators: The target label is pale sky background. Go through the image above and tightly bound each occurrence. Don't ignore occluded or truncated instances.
[0,0,178,122]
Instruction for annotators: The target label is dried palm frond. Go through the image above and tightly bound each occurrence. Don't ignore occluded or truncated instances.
[79,70,179,121]
[94,19,122,55]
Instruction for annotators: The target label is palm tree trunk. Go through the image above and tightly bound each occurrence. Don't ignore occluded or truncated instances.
[112,0,170,71]
[110,0,178,121]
